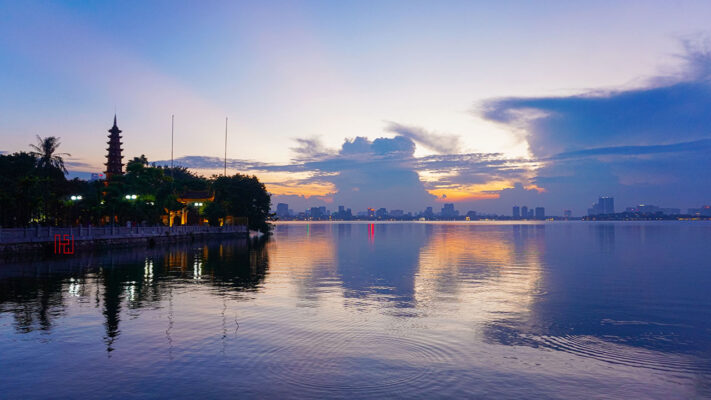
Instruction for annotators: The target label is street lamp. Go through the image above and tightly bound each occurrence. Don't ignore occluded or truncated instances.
[125,194,138,200]
[70,195,83,201]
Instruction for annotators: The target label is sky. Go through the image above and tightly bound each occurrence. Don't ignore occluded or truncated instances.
[1,0,711,215]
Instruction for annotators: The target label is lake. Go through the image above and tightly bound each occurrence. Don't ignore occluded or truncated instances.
[1,222,710,398]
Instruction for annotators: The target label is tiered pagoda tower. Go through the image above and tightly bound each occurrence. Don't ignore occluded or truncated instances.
[105,115,124,179]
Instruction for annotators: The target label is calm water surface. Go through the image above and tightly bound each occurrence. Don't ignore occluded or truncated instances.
[1,222,710,398]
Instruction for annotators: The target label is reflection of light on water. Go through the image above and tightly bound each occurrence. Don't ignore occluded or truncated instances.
[414,225,544,324]
[68,278,81,297]
[193,253,203,281]
[144,258,154,283]
[125,281,137,302]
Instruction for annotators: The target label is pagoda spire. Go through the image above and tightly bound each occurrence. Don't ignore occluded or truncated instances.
[105,115,124,179]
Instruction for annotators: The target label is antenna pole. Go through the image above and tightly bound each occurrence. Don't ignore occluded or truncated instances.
[224,117,228,176]
[171,114,174,178]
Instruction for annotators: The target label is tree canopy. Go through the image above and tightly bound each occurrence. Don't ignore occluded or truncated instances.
[0,145,273,233]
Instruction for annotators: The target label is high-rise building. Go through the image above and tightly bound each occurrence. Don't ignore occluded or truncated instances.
[276,203,289,217]
[367,208,375,218]
[564,210,572,218]
[310,207,323,219]
[105,115,124,179]
[521,206,528,219]
[600,197,614,214]
[588,196,615,215]
[513,206,520,219]
[535,207,545,220]
[376,208,388,219]
[441,203,458,219]
[423,207,434,219]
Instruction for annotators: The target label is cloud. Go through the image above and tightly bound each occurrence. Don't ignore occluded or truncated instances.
[477,40,711,213]
[159,40,711,215]
[159,135,527,211]
[385,122,460,154]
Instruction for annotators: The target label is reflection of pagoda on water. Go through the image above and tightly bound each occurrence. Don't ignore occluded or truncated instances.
[105,115,124,180]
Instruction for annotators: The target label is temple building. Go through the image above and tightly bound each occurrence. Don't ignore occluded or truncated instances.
[105,115,124,179]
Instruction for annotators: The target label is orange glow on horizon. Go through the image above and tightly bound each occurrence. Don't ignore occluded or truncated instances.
[428,180,514,202]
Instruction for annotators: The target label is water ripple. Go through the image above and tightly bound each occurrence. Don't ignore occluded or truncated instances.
[526,334,711,374]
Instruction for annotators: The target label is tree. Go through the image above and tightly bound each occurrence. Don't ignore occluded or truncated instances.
[29,135,70,174]
[0,152,44,227]
[211,174,272,233]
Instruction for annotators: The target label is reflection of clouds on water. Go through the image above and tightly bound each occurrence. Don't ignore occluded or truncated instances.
[414,223,545,330]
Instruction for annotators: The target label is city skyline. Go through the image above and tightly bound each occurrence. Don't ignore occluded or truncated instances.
[3,1,711,215]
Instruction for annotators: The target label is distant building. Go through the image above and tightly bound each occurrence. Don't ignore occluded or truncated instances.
[334,205,352,220]
[310,207,324,219]
[512,206,520,219]
[441,203,458,219]
[564,210,572,218]
[376,208,388,219]
[521,206,528,219]
[423,207,434,219]
[465,210,477,219]
[535,207,545,220]
[390,209,404,218]
[89,172,105,181]
[528,209,534,218]
[588,196,615,216]
[276,203,289,218]
[367,208,375,218]
[687,205,711,216]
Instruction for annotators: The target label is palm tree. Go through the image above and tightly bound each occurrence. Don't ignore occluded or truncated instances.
[29,135,71,174]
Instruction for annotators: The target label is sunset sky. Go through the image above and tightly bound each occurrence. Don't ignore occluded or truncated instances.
[2,1,711,215]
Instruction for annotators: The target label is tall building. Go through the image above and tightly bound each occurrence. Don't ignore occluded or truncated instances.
[521,206,528,219]
[535,207,545,220]
[105,115,124,179]
[564,210,572,218]
[310,207,323,219]
[513,206,520,219]
[441,203,458,219]
[423,207,434,219]
[276,203,289,218]
[600,197,614,214]
[376,208,388,219]
[588,196,615,216]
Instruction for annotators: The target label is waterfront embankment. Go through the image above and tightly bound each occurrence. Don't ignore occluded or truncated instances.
[0,225,248,257]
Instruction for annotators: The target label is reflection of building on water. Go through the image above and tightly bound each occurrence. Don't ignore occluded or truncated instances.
[0,238,268,353]
[593,224,616,253]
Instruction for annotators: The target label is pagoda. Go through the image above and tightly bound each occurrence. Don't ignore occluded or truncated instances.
[105,115,124,179]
